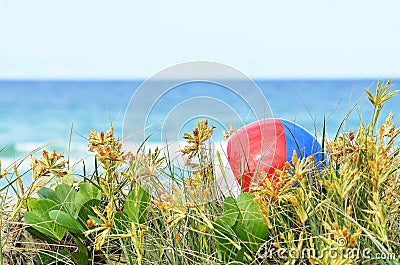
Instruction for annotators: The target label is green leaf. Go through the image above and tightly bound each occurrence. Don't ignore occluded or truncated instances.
[71,252,89,265]
[71,234,88,257]
[114,211,128,233]
[124,186,150,225]
[61,169,74,186]
[26,197,39,211]
[25,226,59,243]
[55,184,79,217]
[220,196,240,227]
[215,217,238,263]
[235,247,246,262]
[24,199,66,242]
[52,183,101,219]
[236,193,269,251]
[36,249,70,264]
[78,199,101,222]
[49,210,85,233]
[219,208,239,228]
[223,196,237,212]
[75,182,101,218]
[38,187,60,203]
[215,196,242,263]
[217,197,239,228]
[215,193,269,263]
[88,214,104,226]
[76,182,101,204]
[36,252,55,265]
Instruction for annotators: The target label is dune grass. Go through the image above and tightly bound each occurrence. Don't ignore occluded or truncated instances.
[0,79,399,265]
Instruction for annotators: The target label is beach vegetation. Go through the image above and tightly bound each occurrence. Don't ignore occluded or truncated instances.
[0,79,399,264]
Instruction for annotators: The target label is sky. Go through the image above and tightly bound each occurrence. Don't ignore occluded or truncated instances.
[1,0,400,79]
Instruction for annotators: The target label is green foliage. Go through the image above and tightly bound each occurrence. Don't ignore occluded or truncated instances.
[123,185,150,225]
[24,199,66,242]
[215,193,269,263]
[24,182,101,264]
[365,78,399,130]
[1,79,399,264]
[36,249,70,265]
[118,186,151,265]
[49,210,85,233]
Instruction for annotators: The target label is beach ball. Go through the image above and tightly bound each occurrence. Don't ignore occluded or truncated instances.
[227,118,323,192]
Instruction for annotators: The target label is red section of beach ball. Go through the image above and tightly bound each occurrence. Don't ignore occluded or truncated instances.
[227,118,323,192]
[227,119,286,192]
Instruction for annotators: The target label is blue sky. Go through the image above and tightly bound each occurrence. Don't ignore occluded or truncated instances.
[1,0,399,79]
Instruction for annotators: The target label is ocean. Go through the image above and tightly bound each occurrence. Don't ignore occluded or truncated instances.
[0,79,399,180]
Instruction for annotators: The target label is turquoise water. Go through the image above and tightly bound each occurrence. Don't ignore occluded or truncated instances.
[0,79,399,170]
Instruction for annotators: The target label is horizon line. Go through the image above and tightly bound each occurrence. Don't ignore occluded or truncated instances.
[0,76,398,81]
